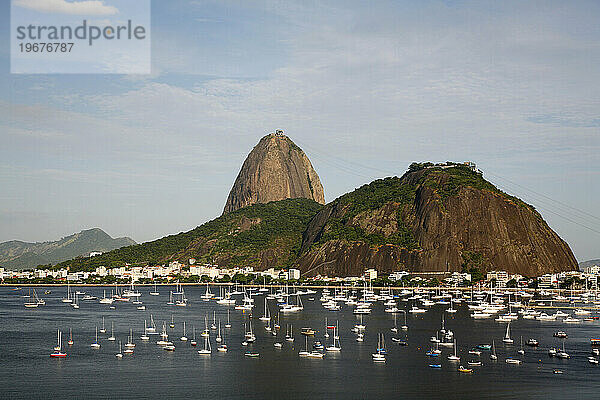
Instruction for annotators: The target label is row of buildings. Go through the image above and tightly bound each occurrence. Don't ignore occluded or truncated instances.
[0,261,302,283]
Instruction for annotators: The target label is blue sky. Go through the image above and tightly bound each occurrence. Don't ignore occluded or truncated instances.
[1,0,599,261]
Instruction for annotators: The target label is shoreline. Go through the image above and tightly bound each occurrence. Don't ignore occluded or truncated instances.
[0,283,593,294]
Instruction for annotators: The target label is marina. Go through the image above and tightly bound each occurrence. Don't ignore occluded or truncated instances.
[1,284,600,399]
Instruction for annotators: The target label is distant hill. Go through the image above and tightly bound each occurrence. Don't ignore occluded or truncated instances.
[580,259,600,270]
[0,228,136,270]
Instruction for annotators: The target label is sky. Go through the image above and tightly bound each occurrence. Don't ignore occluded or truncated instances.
[1,0,599,261]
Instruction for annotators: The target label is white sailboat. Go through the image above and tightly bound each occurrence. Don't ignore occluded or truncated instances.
[490,340,498,360]
[116,341,123,358]
[299,335,310,357]
[140,320,150,341]
[125,328,135,348]
[225,309,232,329]
[326,325,341,351]
[108,322,116,341]
[217,326,227,352]
[198,334,211,355]
[147,315,157,334]
[100,317,107,333]
[447,340,460,361]
[517,336,525,355]
[62,282,72,303]
[149,282,160,296]
[503,323,514,344]
[259,299,271,321]
[216,320,222,343]
[180,321,188,341]
[99,290,113,304]
[67,328,74,345]
[372,333,386,362]
[90,326,101,349]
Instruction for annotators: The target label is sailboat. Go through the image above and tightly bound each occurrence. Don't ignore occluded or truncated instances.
[125,328,135,349]
[216,320,223,343]
[157,322,170,346]
[245,320,256,343]
[211,311,217,330]
[50,329,66,357]
[67,328,74,345]
[170,315,175,329]
[140,321,150,341]
[202,315,210,337]
[24,288,39,308]
[259,299,271,321]
[517,336,525,355]
[108,322,116,341]
[299,335,310,357]
[447,340,460,361]
[225,309,232,329]
[556,338,570,359]
[391,313,398,333]
[147,315,157,334]
[149,282,160,296]
[285,324,294,342]
[181,321,188,341]
[167,291,175,305]
[116,341,123,358]
[198,334,211,355]
[99,290,113,304]
[191,327,197,346]
[201,283,213,301]
[503,323,514,344]
[490,340,498,360]
[100,317,107,334]
[62,282,72,303]
[71,293,80,309]
[217,328,227,352]
[372,333,386,362]
[326,325,341,351]
[324,317,330,338]
[90,326,101,349]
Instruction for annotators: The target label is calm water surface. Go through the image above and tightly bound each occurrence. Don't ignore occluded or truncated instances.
[1,286,599,399]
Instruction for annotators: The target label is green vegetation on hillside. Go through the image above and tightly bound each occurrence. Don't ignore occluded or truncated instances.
[58,198,323,272]
[316,176,419,249]
[313,162,536,250]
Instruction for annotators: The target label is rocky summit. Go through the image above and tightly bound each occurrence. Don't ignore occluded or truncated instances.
[223,131,325,214]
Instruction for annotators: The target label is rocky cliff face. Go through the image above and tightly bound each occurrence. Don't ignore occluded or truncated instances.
[223,133,325,214]
[297,164,578,277]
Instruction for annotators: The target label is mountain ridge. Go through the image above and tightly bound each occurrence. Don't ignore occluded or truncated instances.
[54,162,577,278]
[0,228,136,270]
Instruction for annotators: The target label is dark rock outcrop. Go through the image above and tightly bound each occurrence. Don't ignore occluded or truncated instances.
[297,164,578,277]
[223,132,325,214]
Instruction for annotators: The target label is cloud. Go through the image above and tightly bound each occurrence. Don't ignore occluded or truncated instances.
[13,0,118,16]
